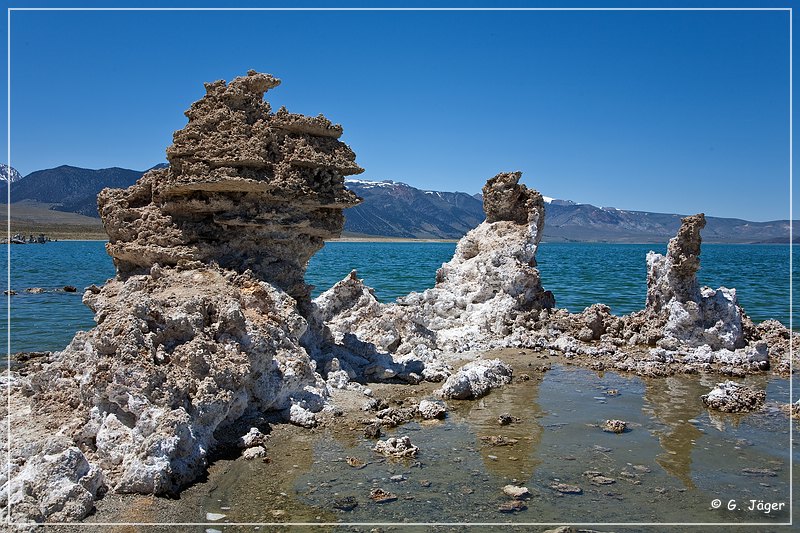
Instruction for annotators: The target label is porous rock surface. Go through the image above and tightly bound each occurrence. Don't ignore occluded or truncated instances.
[373,436,419,458]
[536,213,796,378]
[99,70,361,306]
[314,172,554,387]
[701,381,766,413]
[315,175,796,383]
[436,359,513,400]
[418,399,447,420]
[2,71,360,523]
[628,213,745,351]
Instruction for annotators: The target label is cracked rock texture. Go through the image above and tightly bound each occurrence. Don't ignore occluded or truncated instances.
[2,72,361,523]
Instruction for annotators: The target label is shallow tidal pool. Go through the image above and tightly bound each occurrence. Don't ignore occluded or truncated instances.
[180,364,796,530]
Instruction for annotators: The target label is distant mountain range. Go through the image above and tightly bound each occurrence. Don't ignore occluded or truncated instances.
[1,165,795,243]
[343,179,485,238]
[1,164,22,184]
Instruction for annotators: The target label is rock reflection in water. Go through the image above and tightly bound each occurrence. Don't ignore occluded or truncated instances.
[450,376,544,481]
[172,365,792,526]
[642,376,706,489]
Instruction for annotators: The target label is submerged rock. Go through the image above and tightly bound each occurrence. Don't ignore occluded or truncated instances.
[701,381,766,413]
[2,71,361,523]
[497,499,527,513]
[549,483,582,495]
[497,413,519,426]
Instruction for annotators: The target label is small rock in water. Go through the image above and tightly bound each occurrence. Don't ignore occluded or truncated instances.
[363,423,382,439]
[418,399,447,420]
[435,359,513,400]
[346,456,367,469]
[62,285,78,292]
[701,381,766,413]
[498,500,527,513]
[550,483,582,494]
[4,290,16,295]
[206,512,226,521]
[479,435,519,446]
[332,496,358,511]
[419,479,432,487]
[390,474,406,482]
[25,287,46,294]
[605,389,620,396]
[369,488,398,503]
[602,419,627,433]
[583,471,616,485]
[502,484,530,499]
[497,413,519,426]
[740,468,778,477]
[373,436,419,458]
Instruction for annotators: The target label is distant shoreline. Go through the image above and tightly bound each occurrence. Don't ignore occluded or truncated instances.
[13,236,798,245]
[12,235,798,246]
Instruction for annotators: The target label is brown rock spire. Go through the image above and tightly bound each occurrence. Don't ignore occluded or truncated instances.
[98,71,362,305]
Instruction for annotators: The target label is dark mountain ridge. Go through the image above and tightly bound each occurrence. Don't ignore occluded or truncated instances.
[3,165,794,243]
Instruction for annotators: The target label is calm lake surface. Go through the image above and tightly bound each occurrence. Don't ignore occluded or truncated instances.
[121,363,795,528]
[4,240,797,354]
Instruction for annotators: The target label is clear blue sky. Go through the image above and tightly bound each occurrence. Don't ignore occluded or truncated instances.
[2,3,795,221]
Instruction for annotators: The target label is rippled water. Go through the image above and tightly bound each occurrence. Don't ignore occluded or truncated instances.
[4,240,797,354]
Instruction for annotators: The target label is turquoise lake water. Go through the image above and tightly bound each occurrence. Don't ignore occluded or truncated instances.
[4,240,797,354]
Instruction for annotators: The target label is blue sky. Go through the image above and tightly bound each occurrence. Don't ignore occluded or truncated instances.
[2,3,795,221]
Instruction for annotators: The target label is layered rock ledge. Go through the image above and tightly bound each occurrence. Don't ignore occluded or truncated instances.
[99,70,361,306]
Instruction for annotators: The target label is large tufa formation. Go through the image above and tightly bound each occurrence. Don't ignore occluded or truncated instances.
[646,213,705,313]
[402,171,554,352]
[2,72,361,523]
[315,171,555,387]
[99,70,362,306]
[644,213,745,351]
